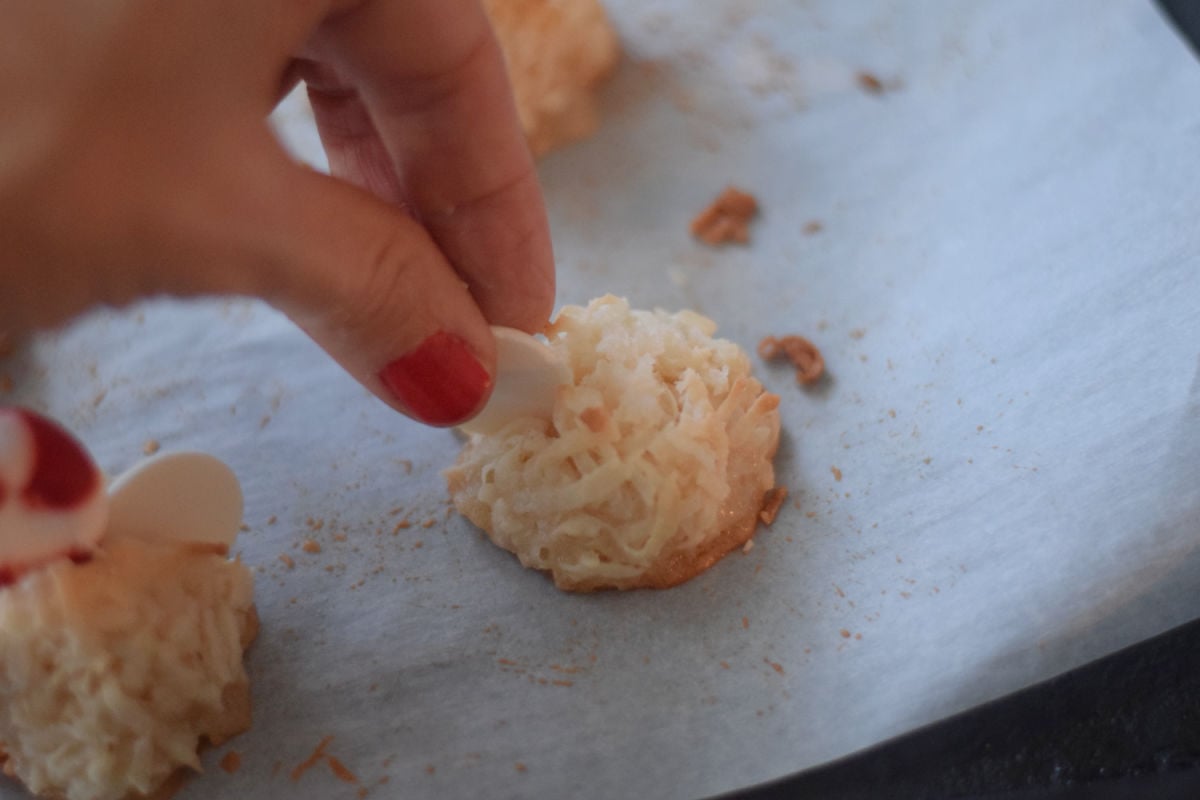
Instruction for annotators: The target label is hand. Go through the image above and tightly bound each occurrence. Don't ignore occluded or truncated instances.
[0,0,555,426]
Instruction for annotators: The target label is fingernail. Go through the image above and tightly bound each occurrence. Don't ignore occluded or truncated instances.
[378,332,492,426]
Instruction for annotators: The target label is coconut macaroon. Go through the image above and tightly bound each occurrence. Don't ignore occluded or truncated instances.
[484,0,621,156]
[446,296,782,591]
[0,541,256,800]
[0,408,256,800]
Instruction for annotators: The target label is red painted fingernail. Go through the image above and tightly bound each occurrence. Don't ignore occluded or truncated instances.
[378,332,492,426]
[19,410,100,510]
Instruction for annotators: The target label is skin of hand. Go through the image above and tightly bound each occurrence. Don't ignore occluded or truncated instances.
[0,0,555,426]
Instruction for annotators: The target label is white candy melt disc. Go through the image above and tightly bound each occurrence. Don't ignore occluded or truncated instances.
[458,327,571,436]
[0,408,107,574]
[107,452,243,549]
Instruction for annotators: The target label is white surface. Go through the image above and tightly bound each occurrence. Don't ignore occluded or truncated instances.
[107,452,244,548]
[3,1,1200,798]
[457,327,569,436]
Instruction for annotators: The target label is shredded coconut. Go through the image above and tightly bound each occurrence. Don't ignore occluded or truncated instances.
[446,295,781,591]
[0,539,256,800]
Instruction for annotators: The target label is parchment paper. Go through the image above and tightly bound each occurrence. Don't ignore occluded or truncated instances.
[4,1,1199,798]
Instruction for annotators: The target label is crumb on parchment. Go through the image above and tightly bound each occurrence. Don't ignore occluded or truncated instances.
[218,751,242,774]
[758,335,824,385]
[691,187,759,246]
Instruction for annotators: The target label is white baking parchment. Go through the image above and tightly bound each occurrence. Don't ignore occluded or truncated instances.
[4,0,1200,798]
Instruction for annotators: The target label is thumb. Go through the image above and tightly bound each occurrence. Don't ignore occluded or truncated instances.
[251,160,498,427]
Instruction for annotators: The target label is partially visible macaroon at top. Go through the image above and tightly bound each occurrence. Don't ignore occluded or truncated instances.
[484,0,621,156]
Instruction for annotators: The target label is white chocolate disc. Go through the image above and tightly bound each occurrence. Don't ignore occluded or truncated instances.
[0,408,107,572]
[458,327,571,435]
[107,452,243,549]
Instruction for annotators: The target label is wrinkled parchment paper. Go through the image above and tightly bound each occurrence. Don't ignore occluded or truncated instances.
[4,1,1199,797]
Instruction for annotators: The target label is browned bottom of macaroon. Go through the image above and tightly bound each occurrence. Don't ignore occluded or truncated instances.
[552,496,766,592]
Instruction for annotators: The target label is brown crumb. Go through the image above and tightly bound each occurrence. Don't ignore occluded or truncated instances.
[267,515,278,525]
[758,487,788,525]
[741,616,750,629]
[357,789,369,799]
[142,439,160,456]
[690,186,759,246]
[291,736,333,781]
[424,764,436,776]
[857,71,885,94]
[515,763,528,773]
[421,518,437,529]
[757,335,824,385]
[849,328,866,340]
[218,750,242,774]
[831,466,843,482]
[301,539,321,554]
[328,756,359,784]
[392,520,411,534]
[765,659,785,675]
[720,661,731,669]
[803,220,823,235]
[278,553,295,570]
[839,629,851,639]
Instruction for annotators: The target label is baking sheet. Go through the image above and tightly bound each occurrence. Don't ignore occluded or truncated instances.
[4,1,1200,797]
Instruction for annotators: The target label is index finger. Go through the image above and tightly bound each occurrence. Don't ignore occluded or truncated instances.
[311,0,555,333]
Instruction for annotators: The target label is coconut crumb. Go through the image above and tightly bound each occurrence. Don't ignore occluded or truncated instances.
[328,756,358,784]
[142,439,161,456]
[857,71,885,94]
[218,751,242,774]
[758,335,824,385]
[291,736,333,782]
[690,187,759,245]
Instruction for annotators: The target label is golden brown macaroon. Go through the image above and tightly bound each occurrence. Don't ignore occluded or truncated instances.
[446,295,781,591]
[0,539,257,800]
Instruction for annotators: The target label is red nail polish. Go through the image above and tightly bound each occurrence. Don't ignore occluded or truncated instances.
[16,409,100,511]
[378,332,492,426]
